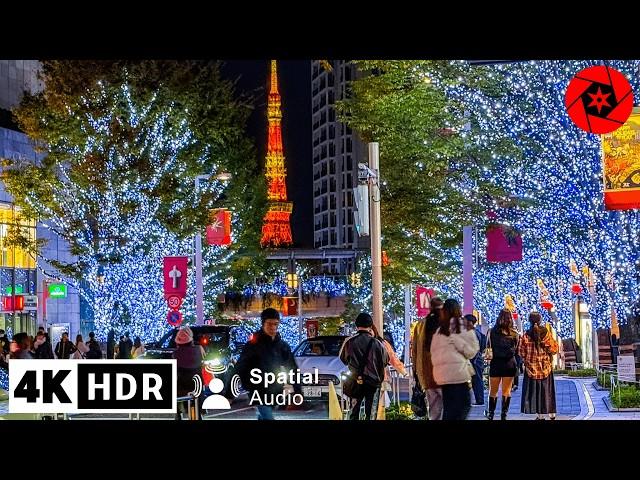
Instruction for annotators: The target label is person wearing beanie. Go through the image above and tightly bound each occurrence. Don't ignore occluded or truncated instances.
[236,308,299,420]
[338,312,389,420]
[172,326,205,420]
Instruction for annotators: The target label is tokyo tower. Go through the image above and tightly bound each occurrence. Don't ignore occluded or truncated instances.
[261,60,293,247]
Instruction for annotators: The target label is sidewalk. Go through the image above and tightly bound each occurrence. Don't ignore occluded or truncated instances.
[468,376,580,420]
[468,375,640,420]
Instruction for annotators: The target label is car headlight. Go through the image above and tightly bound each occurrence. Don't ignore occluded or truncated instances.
[340,370,350,380]
[204,358,227,374]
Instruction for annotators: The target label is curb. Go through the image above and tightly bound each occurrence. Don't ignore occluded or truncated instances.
[603,395,640,412]
[591,381,609,391]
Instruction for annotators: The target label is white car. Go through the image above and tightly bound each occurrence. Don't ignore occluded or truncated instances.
[293,336,348,401]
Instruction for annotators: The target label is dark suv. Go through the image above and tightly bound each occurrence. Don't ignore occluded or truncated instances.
[142,325,245,399]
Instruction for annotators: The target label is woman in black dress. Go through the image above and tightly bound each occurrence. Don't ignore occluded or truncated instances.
[485,309,519,420]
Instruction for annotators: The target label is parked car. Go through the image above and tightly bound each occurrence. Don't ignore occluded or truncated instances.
[293,336,348,401]
[141,325,245,399]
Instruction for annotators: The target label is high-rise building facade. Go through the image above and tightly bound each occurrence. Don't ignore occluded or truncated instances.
[311,60,368,274]
[0,60,81,338]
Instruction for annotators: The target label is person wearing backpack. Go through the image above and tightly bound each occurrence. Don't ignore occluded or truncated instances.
[339,312,389,420]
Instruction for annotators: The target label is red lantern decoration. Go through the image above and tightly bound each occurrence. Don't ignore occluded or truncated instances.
[511,312,519,320]
[571,283,583,295]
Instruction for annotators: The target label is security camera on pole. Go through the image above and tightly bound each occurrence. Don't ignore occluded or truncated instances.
[355,143,383,335]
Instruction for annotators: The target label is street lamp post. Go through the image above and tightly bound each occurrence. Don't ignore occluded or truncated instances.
[194,172,232,326]
[194,175,209,326]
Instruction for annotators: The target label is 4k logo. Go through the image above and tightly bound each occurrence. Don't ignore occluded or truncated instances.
[9,360,176,414]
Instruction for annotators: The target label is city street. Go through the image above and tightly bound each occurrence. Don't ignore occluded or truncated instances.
[2,375,639,420]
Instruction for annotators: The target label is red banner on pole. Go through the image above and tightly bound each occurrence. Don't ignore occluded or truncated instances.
[602,109,640,210]
[282,297,298,316]
[163,256,188,299]
[416,286,435,318]
[206,209,232,246]
[305,319,319,338]
[486,225,522,263]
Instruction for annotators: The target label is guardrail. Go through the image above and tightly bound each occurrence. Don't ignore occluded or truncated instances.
[596,364,640,406]
[177,394,200,420]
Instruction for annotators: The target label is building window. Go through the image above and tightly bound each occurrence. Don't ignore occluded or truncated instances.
[0,204,36,269]
[348,228,354,243]
[346,155,353,171]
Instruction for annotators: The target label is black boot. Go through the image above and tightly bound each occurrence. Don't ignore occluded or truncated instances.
[501,396,511,420]
[485,396,497,420]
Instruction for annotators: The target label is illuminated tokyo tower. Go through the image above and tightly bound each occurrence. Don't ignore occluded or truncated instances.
[260,60,293,247]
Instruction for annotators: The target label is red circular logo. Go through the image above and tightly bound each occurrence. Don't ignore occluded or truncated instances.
[565,65,633,134]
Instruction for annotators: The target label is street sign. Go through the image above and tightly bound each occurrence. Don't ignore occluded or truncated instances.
[163,257,188,299]
[167,310,183,327]
[48,283,67,298]
[24,295,37,311]
[617,355,636,382]
[167,295,183,310]
[5,285,23,295]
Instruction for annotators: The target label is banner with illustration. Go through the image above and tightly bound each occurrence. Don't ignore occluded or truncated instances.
[602,108,640,210]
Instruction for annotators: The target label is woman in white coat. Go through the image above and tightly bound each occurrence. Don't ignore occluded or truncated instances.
[431,298,479,420]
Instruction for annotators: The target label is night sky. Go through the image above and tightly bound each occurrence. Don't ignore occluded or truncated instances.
[222,60,313,248]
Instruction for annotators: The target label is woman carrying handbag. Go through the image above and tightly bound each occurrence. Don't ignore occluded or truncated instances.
[485,309,519,420]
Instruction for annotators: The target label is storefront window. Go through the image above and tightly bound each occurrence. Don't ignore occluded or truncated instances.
[0,203,37,337]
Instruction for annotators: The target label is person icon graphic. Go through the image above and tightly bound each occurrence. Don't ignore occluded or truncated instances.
[201,378,231,410]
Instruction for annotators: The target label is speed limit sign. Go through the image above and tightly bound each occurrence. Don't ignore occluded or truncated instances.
[167,295,183,310]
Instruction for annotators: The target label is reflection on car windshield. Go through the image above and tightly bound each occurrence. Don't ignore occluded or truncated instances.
[296,338,344,356]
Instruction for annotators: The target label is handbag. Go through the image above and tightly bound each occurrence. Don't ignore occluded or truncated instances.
[483,328,493,362]
[410,384,427,417]
[342,337,376,399]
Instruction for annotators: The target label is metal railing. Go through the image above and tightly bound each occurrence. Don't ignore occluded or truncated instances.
[176,394,200,420]
[596,364,640,407]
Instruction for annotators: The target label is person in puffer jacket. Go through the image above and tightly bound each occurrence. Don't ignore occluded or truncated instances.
[430,298,479,420]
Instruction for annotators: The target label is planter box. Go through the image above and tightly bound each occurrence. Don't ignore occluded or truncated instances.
[603,395,640,412]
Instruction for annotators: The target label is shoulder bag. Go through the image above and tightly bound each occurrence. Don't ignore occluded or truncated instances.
[483,328,493,362]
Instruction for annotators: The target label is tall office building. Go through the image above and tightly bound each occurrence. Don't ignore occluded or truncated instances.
[311,60,368,274]
[0,60,81,337]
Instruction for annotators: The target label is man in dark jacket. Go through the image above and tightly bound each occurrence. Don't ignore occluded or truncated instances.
[465,314,487,405]
[34,332,54,359]
[55,332,77,359]
[117,332,133,359]
[236,308,298,420]
[339,312,389,420]
[85,332,102,359]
